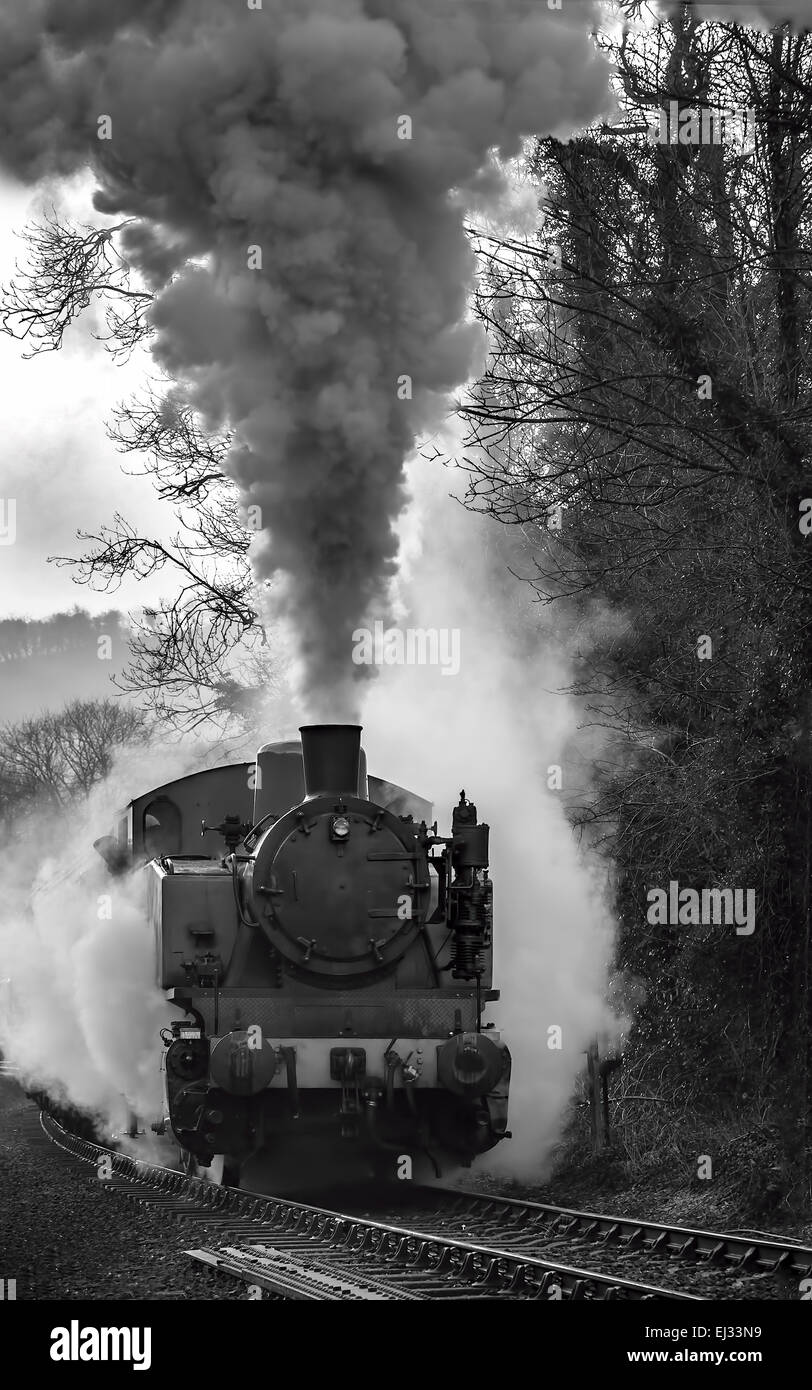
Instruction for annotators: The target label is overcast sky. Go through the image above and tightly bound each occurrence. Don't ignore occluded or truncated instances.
[0,170,174,622]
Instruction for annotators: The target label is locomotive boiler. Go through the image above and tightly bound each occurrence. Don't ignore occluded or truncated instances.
[99,724,511,1186]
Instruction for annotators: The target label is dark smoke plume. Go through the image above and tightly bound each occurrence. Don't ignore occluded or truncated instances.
[0,1,610,715]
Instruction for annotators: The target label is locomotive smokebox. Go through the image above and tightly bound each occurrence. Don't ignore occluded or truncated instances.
[300,724,362,799]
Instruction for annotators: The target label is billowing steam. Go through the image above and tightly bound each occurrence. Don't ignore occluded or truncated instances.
[0,737,233,1132]
[362,448,619,1177]
[0,0,610,718]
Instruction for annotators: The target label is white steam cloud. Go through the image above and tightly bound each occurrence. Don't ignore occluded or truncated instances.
[362,449,619,1178]
[0,738,229,1131]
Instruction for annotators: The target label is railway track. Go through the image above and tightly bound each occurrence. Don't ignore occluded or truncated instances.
[342,1184,812,1290]
[41,1112,700,1301]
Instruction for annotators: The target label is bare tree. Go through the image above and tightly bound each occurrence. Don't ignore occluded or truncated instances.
[0,212,152,359]
[0,217,267,728]
[51,391,268,730]
[0,698,147,818]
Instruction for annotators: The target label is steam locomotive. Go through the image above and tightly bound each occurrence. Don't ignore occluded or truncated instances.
[95,725,511,1187]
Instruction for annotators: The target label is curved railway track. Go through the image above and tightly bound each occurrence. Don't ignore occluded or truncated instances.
[41,1112,701,1301]
[340,1184,812,1295]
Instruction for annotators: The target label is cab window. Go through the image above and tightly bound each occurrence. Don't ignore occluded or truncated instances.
[142,798,182,857]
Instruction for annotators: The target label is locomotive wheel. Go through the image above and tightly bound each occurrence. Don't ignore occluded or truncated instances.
[221,1158,242,1188]
[176,1147,240,1188]
[177,1145,197,1178]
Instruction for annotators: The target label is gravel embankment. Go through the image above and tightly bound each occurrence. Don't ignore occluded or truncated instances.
[0,1078,247,1300]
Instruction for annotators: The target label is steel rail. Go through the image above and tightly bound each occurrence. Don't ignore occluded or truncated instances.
[420,1184,812,1278]
[186,1236,701,1301]
[186,1246,422,1300]
[40,1111,698,1302]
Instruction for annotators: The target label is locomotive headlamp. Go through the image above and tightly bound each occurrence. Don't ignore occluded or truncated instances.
[330,815,351,841]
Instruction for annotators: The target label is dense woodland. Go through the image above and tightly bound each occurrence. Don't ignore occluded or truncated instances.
[1,5,810,1206]
[459,9,812,1205]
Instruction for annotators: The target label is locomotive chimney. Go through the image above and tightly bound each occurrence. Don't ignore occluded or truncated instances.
[300,724,362,799]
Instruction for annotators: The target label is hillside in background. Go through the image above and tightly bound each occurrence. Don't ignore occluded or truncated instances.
[0,609,132,721]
